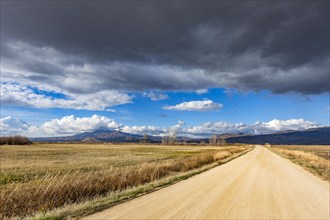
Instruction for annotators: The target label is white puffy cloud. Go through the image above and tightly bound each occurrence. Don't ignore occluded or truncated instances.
[33,115,120,136]
[121,120,185,136]
[164,100,223,111]
[0,116,32,135]
[253,119,319,134]
[183,119,319,137]
[0,115,120,137]
[1,83,132,110]
[0,115,320,138]
[121,125,165,136]
[184,122,249,136]
[143,91,169,101]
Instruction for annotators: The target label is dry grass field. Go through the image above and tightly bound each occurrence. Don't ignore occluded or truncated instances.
[0,143,251,219]
[268,145,329,181]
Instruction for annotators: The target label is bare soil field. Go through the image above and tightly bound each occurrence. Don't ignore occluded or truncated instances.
[0,143,250,219]
[84,146,329,220]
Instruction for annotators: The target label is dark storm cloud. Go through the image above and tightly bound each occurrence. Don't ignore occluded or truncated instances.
[1,1,329,94]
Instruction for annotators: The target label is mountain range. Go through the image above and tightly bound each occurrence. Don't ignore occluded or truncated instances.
[226,127,330,145]
[31,129,144,143]
[31,127,330,145]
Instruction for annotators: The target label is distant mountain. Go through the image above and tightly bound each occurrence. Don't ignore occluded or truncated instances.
[31,127,330,145]
[31,129,143,143]
[226,127,330,145]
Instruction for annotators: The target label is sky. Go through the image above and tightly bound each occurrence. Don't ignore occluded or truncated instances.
[0,1,329,137]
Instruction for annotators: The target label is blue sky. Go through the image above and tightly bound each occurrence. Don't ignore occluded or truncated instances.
[2,88,329,127]
[109,89,329,127]
[1,1,329,137]
[1,86,329,137]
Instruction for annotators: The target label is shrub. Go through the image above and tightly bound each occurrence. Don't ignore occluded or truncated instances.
[0,135,32,145]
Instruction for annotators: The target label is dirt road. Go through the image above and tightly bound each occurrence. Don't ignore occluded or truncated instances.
[84,146,329,219]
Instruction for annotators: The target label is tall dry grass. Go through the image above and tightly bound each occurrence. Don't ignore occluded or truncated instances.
[0,147,246,218]
[273,148,329,181]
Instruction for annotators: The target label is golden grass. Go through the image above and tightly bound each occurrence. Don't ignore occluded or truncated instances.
[0,143,250,219]
[269,145,330,181]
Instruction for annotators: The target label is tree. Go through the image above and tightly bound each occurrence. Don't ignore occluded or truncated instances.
[217,136,226,145]
[141,134,149,144]
[209,134,217,145]
[169,131,176,145]
[162,130,177,145]
[162,136,169,145]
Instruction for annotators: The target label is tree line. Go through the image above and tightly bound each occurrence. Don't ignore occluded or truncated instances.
[0,136,32,145]
[161,133,177,145]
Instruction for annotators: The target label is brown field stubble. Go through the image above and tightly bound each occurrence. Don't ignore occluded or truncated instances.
[0,144,249,218]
